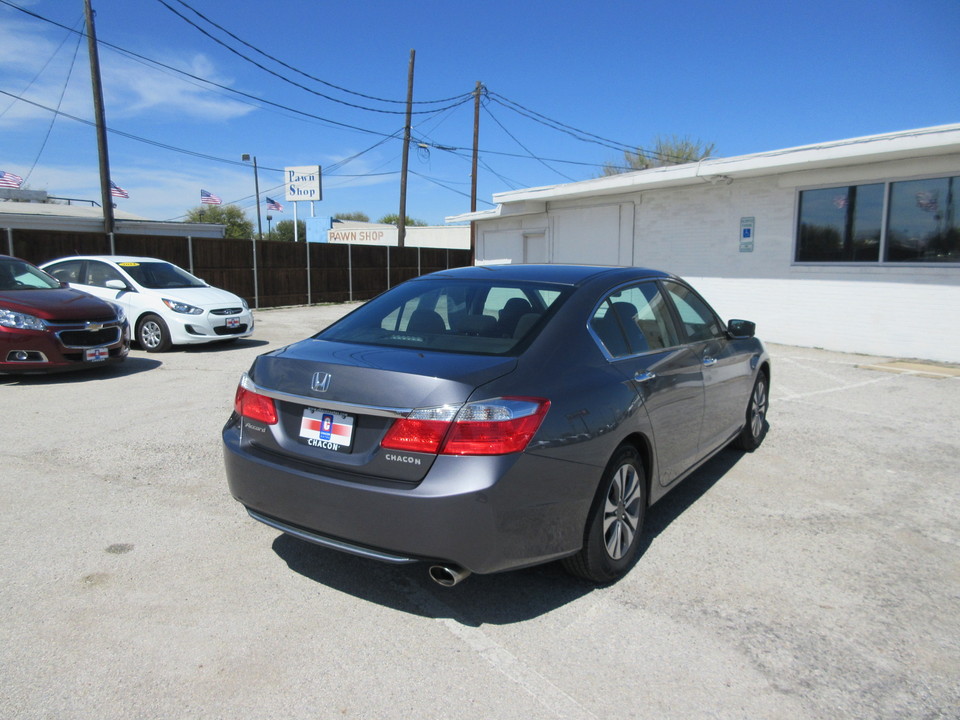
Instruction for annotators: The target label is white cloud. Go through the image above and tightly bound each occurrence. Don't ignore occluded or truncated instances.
[100,50,256,122]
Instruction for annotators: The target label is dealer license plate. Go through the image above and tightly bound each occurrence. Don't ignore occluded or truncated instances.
[299,407,354,452]
[225,317,241,329]
[85,348,109,362]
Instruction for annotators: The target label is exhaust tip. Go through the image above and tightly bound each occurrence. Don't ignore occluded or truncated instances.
[428,564,471,587]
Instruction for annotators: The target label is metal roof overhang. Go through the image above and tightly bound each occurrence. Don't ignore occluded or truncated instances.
[0,211,225,238]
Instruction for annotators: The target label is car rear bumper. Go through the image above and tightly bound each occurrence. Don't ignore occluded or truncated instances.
[222,419,597,575]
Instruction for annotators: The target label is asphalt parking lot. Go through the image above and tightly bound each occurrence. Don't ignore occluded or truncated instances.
[1,303,958,720]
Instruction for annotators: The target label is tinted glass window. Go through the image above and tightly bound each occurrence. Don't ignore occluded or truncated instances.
[663,282,723,343]
[120,262,204,289]
[796,184,883,262]
[590,282,679,358]
[319,278,570,356]
[885,177,960,262]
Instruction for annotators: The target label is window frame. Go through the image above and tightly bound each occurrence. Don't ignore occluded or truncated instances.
[794,172,960,267]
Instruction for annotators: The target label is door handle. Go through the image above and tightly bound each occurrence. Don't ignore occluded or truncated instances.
[633,371,656,383]
[702,356,717,367]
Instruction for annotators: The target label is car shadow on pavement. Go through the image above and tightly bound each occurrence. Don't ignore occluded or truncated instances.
[0,355,162,384]
[271,447,748,626]
[181,338,272,353]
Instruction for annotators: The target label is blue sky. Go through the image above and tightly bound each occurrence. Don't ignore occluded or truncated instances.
[1,0,958,226]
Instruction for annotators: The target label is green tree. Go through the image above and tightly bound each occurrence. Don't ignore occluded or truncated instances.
[377,213,428,226]
[271,219,307,242]
[186,204,254,239]
[334,211,370,222]
[601,134,716,176]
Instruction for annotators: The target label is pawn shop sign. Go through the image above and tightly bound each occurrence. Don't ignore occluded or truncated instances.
[284,166,322,202]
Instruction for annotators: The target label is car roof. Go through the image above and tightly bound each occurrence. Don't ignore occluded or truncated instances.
[44,255,168,264]
[420,264,672,286]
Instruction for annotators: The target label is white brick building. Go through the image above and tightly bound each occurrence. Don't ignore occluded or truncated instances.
[449,124,960,363]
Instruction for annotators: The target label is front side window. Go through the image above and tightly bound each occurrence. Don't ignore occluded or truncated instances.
[663,282,723,344]
[886,177,960,262]
[84,261,126,288]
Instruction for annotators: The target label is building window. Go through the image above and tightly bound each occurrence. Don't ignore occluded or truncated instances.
[796,175,960,264]
[886,177,959,262]
[796,184,883,262]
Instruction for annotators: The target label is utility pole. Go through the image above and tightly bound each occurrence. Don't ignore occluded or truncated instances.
[398,49,415,249]
[84,0,115,247]
[470,81,483,265]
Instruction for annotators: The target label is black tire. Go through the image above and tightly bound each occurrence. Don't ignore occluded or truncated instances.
[562,445,647,584]
[733,371,769,451]
[136,314,172,353]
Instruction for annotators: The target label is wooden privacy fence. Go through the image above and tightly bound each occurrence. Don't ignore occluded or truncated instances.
[6,228,473,308]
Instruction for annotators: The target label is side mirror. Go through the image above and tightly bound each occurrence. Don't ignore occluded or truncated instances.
[727,319,756,339]
[105,279,129,291]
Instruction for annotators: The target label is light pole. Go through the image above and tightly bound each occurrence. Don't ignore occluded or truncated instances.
[266,214,273,240]
[241,154,263,240]
[241,153,261,308]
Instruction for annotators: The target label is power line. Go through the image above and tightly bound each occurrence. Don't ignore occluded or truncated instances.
[23,15,85,184]
[0,0,402,139]
[155,0,472,116]
[165,0,473,107]
[482,104,577,182]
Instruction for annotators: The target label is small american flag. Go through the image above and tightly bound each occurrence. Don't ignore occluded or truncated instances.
[266,196,283,212]
[915,191,939,212]
[110,181,129,199]
[201,189,222,205]
[0,170,24,188]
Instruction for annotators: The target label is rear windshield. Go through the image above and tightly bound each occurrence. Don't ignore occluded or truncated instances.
[120,262,205,289]
[317,278,571,355]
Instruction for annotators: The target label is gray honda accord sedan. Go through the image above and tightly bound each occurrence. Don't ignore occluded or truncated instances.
[223,264,769,585]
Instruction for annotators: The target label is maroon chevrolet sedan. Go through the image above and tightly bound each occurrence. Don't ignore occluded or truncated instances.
[0,255,129,374]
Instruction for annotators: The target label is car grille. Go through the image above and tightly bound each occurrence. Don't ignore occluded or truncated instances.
[214,324,248,336]
[57,326,122,348]
[210,308,243,316]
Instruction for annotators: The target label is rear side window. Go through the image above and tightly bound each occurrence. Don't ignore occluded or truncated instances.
[319,278,571,355]
[590,282,679,358]
[45,260,83,284]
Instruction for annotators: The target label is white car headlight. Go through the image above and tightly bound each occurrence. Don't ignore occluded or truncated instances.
[162,298,204,315]
[0,307,47,330]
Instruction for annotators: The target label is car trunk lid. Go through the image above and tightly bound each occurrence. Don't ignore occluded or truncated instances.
[239,337,518,482]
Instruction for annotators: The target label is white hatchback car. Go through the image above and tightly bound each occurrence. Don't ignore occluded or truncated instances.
[41,255,254,352]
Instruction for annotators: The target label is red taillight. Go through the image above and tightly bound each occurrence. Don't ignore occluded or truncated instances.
[381,397,550,456]
[234,383,278,425]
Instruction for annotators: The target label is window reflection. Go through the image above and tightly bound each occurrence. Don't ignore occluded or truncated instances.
[796,175,959,264]
[796,184,883,261]
[886,177,959,262]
